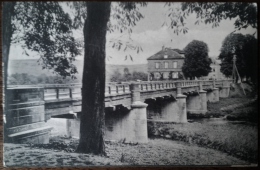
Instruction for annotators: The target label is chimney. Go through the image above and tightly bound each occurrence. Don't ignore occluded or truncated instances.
[162,45,165,51]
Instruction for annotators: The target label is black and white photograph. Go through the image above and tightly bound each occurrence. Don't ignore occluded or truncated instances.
[2,1,258,167]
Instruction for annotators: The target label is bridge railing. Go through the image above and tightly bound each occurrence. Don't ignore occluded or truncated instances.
[7,79,233,101]
[105,84,130,96]
[43,84,82,100]
[137,81,177,91]
[201,80,214,86]
[135,80,201,92]
[215,80,224,87]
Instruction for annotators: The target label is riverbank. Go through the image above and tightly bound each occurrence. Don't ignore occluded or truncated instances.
[4,137,251,167]
[148,94,258,163]
[148,120,258,163]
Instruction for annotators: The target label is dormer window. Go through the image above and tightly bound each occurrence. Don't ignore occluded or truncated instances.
[164,55,168,59]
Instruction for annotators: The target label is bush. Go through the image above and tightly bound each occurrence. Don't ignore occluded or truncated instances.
[8,73,79,85]
[110,68,148,82]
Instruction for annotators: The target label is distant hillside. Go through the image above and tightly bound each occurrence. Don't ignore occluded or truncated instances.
[8,59,147,82]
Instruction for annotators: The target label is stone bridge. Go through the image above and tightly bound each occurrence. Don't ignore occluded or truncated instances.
[5,79,232,144]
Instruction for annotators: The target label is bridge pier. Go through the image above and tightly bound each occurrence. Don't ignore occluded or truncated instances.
[219,81,230,98]
[5,88,52,144]
[206,80,220,102]
[146,83,187,123]
[176,94,187,123]
[186,82,207,114]
[147,96,187,123]
[206,89,214,102]
[207,88,220,102]
[105,102,148,143]
[105,83,148,143]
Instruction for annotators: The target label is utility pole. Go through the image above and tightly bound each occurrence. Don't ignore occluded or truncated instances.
[232,48,246,95]
[232,54,237,83]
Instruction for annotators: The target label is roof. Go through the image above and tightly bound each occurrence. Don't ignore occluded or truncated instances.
[147,48,185,60]
[172,48,185,54]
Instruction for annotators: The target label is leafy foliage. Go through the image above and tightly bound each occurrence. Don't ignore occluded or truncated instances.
[8,73,80,85]
[181,2,257,31]
[182,40,212,79]
[110,68,148,82]
[219,33,257,84]
[12,2,82,78]
[163,3,189,35]
[67,2,147,62]
[164,2,257,36]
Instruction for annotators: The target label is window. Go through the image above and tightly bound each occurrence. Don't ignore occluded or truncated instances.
[164,55,168,59]
[155,62,160,69]
[163,72,168,79]
[173,61,177,68]
[173,72,178,78]
[155,72,160,79]
[164,62,169,68]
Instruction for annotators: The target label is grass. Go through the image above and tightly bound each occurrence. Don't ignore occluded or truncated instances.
[148,121,258,163]
[206,97,254,116]
[5,138,250,166]
[149,94,258,163]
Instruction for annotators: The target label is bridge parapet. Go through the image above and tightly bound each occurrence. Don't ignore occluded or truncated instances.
[5,87,52,144]
[7,79,233,103]
[105,84,131,96]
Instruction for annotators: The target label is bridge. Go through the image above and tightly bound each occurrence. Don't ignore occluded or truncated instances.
[5,79,231,144]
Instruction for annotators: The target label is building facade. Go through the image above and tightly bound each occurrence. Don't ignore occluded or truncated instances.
[147,47,185,81]
[201,58,225,80]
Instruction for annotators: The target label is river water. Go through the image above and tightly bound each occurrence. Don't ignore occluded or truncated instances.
[46,115,257,138]
[189,117,257,126]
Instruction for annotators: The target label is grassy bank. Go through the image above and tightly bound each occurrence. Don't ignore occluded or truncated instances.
[148,121,258,163]
[4,137,249,166]
[206,97,255,115]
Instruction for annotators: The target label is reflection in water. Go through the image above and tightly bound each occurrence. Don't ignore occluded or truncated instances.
[46,118,68,136]
[189,117,257,126]
[46,114,257,138]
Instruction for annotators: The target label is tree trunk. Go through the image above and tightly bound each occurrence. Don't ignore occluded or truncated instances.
[76,2,111,155]
[2,1,15,89]
[2,2,15,141]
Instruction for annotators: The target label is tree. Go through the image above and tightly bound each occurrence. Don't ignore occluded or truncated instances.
[123,67,132,81]
[219,33,257,84]
[3,1,146,155]
[8,2,81,77]
[2,2,81,129]
[132,71,148,81]
[182,40,212,79]
[243,35,258,84]
[219,33,245,79]
[110,69,123,82]
[69,2,148,155]
[179,2,257,31]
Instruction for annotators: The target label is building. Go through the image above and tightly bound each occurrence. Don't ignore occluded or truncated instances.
[147,47,185,81]
[201,58,225,80]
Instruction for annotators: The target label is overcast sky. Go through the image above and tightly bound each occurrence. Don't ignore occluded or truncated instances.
[9,2,257,65]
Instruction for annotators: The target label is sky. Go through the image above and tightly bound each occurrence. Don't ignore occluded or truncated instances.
[9,2,257,65]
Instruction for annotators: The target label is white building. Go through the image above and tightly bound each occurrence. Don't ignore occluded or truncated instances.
[201,58,225,80]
